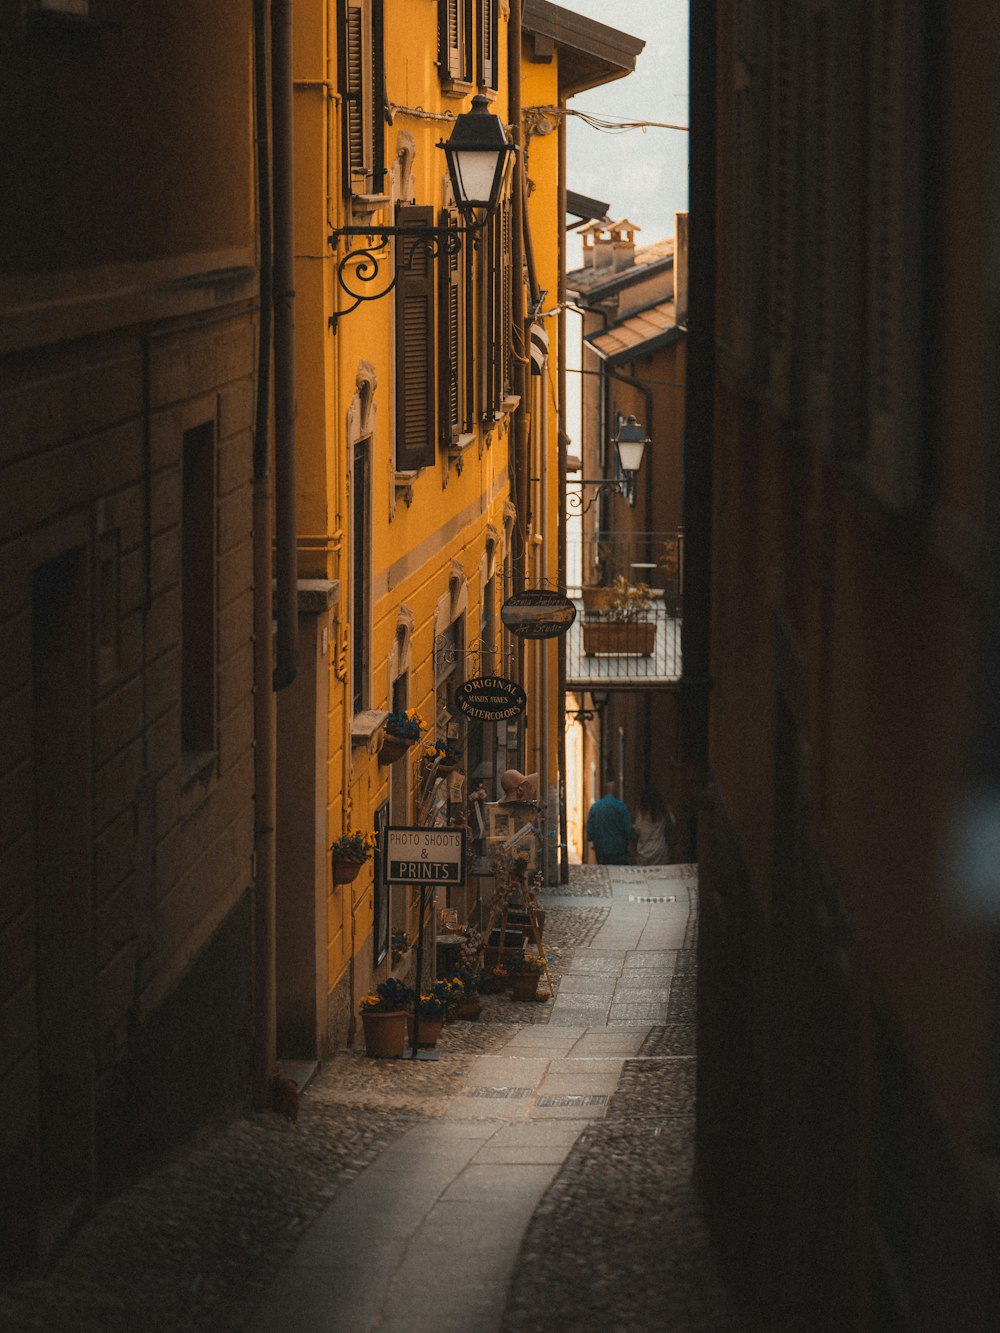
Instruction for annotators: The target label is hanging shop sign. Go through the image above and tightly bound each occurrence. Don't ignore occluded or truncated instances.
[455,675,527,721]
[385,826,466,886]
[500,589,577,639]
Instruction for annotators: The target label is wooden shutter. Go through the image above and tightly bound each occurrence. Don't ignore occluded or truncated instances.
[479,0,497,90]
[500,198,513,399]
[395,205,437,470]
[438,209,463,445]
[340,0,384,195]
[440,0,462,79]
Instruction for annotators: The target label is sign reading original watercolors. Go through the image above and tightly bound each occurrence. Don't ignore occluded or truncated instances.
[500,589,577,639]
[455,675,527,721]
[385,826,466,885]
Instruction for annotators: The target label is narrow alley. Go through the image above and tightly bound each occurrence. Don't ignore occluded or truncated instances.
[0,865,741,1332]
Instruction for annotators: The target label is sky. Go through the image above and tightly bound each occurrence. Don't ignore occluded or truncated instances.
[558,0,690,262]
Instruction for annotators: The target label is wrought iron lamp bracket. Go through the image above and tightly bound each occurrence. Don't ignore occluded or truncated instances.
[566,479,628,515]
[328,222,481,328]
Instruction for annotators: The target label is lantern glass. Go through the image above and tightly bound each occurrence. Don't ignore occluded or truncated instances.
[442,94,515,225]
[614,416,649,475]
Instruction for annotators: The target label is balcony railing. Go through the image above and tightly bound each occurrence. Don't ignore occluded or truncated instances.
[565,530,682,689]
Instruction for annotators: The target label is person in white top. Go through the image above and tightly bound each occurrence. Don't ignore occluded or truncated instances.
[632,785,674,865]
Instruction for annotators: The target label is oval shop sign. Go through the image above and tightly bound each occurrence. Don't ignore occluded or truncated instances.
[500,589,577,640]
[456,675,527,721]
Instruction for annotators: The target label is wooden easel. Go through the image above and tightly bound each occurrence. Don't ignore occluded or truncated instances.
[480,861,555,998]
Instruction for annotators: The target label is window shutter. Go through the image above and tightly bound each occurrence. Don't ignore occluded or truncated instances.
[342,0,369,188]
[479,0,497,90]
[500,199,513,399]
[340,0,383,195]
[440,0,462,79]
[438,209,463,445]
[371,0,385,190]
[395,205,437,471]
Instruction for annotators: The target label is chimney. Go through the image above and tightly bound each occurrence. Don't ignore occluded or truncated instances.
[607,219,639,272]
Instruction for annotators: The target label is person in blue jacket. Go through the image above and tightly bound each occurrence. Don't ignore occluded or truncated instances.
[585,781,632,865]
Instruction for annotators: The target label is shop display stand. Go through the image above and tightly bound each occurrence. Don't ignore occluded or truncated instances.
[479,865,555,998]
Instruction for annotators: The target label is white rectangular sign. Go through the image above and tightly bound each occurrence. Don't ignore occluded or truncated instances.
[385,826,466,885]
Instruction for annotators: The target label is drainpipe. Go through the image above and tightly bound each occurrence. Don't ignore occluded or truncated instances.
[509,0,529,611]
[679,0,716,845]
[557,104,569,882]
[251,0,276,1108]
[272,0,299,692]
[538,364,551,882]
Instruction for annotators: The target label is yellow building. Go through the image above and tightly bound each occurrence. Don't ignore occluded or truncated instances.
[276,0,643,1059]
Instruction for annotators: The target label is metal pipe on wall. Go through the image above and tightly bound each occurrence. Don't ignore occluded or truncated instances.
[251,0,277,1108]
[272,0,299,692]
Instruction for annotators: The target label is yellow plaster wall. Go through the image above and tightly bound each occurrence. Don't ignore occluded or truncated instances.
[313,0,522,993]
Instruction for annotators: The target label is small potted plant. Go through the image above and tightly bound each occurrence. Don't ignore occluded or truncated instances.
[379,707,426,765]
[359,977,415,1057]
[409,988,448,1047]
[422,738,462,775]
[331,829,377,884]
[390,929,412,966]
[582,575,656,657]
[509,953,546,1001]
[481,962,508,995]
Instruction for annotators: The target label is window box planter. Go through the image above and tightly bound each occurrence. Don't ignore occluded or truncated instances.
[582,621,657,656]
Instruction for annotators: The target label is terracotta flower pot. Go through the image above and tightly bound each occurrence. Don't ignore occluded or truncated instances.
[361,1009,407,1058]
[451,998,482,1022]
[332,858,363,884]
[409,1016,444,1047]
[511,971,541,1001]
[583,620,656,657]
[379,734,412,765]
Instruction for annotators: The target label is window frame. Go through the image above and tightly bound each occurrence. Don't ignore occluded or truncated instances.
[339,0,386,198]
[439,0,473,86]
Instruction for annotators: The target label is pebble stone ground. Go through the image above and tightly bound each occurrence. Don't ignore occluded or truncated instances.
[0,868,743,1332]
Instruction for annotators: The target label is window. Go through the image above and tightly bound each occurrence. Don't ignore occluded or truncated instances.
[395,204,437,469]
[476,197,512,420]
[351,440,371,713]
[478,0,498,91]
[439,0,472,85]
[339,0,385,197]
[181,422,216,760]
[438,207,472,444]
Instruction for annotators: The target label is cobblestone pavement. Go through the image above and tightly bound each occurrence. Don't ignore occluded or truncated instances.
[502,877,745,1332]
[0,870,742,1332]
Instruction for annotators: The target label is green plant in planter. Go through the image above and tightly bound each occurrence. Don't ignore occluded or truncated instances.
[360,977,415,1013]
[583,575,657,657]
[332,829,377,865]
[390,929,412,965]
[605,575,653,623]
[423,738,462,768]
[384,707,426,741]
[509,953,546,974]
[416,990,447,1020]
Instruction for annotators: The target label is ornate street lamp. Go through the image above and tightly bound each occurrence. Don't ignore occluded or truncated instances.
[567,415,651,514]
[329,96,515,323]
[441,95,517,226]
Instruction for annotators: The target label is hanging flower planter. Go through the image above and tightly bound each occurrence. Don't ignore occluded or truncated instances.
[331,829,376,885]
[379,708,426,765]
[378,734,412,765]
[332,858,363,884]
